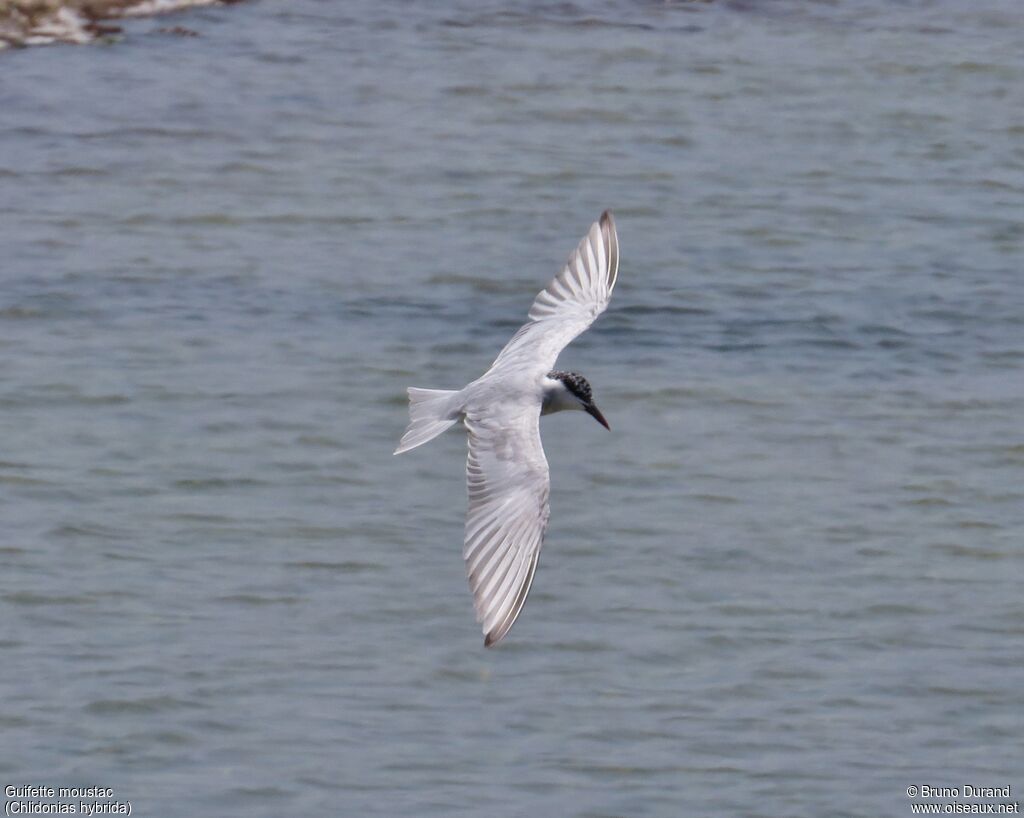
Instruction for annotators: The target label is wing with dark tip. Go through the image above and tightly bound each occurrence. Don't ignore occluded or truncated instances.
[463,406,550,647]
[489,211,619,376]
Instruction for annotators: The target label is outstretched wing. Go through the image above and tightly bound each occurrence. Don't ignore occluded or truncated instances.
[489,210,619,375]
[463,405,550,647]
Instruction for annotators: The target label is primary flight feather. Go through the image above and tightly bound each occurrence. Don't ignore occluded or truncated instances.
[395,211,619,646]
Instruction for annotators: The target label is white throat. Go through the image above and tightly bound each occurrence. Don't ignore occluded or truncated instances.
[541,376,584,415]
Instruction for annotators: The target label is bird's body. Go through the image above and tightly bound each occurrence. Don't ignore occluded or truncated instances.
[395,212,619,646]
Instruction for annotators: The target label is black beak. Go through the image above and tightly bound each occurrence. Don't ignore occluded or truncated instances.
[585,403,610,430]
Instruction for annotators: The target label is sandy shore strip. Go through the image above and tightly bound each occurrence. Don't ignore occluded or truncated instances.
[0,0,239,48]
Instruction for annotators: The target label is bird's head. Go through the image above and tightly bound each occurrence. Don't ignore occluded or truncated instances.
[544,370,610,430]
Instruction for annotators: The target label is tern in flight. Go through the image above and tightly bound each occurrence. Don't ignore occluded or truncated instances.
[395,212,619,646]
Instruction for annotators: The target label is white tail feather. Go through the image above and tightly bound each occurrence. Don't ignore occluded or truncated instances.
[394,388,461,454]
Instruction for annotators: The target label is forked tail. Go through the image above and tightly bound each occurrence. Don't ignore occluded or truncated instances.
[394,388,461,454]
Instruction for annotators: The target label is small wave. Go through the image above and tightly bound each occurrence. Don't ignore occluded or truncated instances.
[284,560,384,573]
[171,476,268,490]
[85,694,203,714]
[4,591,93,606]
[216,593,302,606]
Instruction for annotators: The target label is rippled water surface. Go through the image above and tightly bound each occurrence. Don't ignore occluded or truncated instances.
[2,2,1023,816]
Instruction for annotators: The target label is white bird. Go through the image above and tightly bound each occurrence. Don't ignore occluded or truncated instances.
[395,212,619,647]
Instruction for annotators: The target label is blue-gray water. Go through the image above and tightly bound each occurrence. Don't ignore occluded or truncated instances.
[2,2,1023,816]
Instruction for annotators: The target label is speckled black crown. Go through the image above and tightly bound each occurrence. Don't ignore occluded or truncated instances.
[548,370,593,404]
